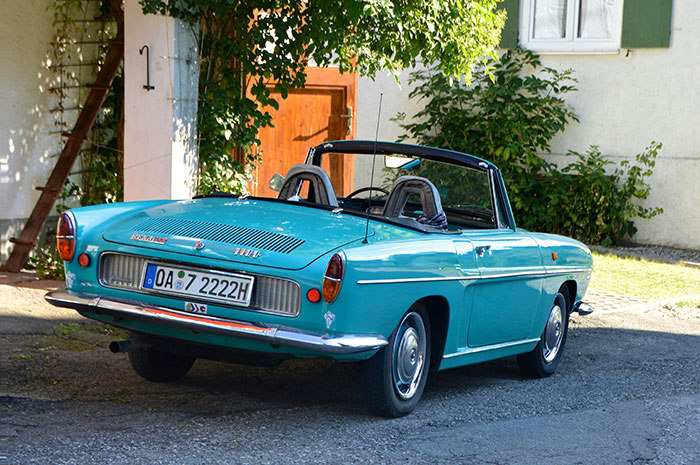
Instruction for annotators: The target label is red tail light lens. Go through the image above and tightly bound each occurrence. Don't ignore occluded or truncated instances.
[322,253,345,303]
[57,213,75,262]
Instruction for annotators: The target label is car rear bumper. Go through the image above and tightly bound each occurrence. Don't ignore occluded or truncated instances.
[45,289,387,355]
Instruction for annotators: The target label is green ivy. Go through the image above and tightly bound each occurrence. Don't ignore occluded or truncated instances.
[397,47,662,245]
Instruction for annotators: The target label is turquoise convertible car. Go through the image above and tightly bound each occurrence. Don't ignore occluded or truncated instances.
[46,140,593,417]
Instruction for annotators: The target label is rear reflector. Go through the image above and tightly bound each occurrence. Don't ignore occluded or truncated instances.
[307,288,321,303]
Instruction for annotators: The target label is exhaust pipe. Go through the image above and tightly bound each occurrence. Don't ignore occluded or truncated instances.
[109,340,132,353]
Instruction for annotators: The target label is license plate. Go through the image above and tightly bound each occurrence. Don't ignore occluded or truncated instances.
[142,263,254,307]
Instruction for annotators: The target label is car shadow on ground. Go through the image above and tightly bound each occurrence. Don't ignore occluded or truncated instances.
[3,311,700,417]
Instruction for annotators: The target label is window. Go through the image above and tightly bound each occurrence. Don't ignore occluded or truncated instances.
[521,0,624,53]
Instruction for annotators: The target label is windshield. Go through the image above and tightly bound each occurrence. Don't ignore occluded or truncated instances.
[256,148,499,231]
[320,152,497,231]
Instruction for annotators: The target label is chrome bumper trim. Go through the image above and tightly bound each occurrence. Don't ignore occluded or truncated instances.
[45,289,387,355]
[573,301,594,315]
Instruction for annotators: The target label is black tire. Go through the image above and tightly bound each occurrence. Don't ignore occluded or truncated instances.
[128,338,196,383]
[517,289,570,378]
[363,306,431,418]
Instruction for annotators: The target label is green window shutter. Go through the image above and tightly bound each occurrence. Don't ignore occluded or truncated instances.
[499,0,520,48]
[621,0,673,48]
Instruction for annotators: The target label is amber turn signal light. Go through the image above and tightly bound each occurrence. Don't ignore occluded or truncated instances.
[322,253,345,303]
[56,213,75,262]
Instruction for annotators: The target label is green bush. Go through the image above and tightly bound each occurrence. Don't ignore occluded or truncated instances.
[512,144,663,245]
[26,241,65,280]
[397,47,662,245]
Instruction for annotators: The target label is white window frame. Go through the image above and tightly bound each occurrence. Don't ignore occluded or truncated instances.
[521,0,624,54]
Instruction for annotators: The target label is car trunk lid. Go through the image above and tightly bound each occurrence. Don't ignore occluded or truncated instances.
[102,198,372,270]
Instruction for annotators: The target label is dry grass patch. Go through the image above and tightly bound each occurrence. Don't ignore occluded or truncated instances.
[590,251,700,306]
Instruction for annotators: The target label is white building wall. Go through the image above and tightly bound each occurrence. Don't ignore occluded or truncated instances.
[124,0,199,202]
[533,0,699,250]
[0,0,64,261]
[356,1,700,251]
[0,0,200,263]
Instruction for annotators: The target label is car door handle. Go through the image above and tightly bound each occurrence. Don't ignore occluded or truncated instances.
[475,245,491,256]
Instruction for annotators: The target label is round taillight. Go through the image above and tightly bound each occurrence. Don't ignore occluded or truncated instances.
[306,288,321,303]
[322,253,344,303]
[56,213,75,262]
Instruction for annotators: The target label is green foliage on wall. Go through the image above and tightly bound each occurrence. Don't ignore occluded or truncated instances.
[30,0,123,279]
[397,48,662,245]
[139,0,507,194]
[49,0,124,208]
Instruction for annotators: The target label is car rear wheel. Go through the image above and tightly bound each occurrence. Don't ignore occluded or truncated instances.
[128,335,196,383]
[517,290,569,378]
[363,306,431,418]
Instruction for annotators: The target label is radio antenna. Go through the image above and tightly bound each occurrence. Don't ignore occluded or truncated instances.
[363,93,383,244]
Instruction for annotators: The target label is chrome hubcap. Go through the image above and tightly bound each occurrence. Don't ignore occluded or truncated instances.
[543,303,563,363]
[393,312,426,400]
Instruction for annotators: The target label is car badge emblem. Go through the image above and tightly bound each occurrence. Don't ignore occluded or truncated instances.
[324,311,335,329]
[130,233,167,244]
[233,247,261,259]
[194,240,205,250]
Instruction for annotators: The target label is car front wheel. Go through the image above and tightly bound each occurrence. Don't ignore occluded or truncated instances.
[517,290,569,378]
[363,307,431,418]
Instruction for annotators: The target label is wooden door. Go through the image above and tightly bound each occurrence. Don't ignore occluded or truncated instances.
[252,67,357,198]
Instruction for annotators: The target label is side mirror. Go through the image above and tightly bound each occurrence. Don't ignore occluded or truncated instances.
[269,174,285,192]
[385,155,420,169]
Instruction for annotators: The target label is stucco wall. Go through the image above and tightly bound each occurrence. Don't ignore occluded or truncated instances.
[0,1,63,261]
[123,0,199,202]
[533,0,699,250]
[356,2,699,251]
[354,70,425,188]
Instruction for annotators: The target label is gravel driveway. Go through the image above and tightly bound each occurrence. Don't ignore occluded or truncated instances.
[1,273,699,464]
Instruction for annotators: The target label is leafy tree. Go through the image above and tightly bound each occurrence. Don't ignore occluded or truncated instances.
[139,0,507,193]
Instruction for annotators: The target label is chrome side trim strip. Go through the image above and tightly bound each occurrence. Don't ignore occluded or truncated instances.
[357,275,480,285]
[45,289,387,355]
[357,267,589,285]
[480,269,544,279]
[545,267,590,275]
[443,338,541,359]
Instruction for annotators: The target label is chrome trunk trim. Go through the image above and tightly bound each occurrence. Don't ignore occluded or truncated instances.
[45,289,387,355]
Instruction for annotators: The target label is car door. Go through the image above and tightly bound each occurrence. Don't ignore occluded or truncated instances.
[465,229,545,347]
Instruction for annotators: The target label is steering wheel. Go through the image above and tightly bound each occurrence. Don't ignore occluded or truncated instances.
[342,186,390,212]
[344,186,389,200]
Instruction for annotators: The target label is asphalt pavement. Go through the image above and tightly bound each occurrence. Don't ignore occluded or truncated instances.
[1,275,699,464]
